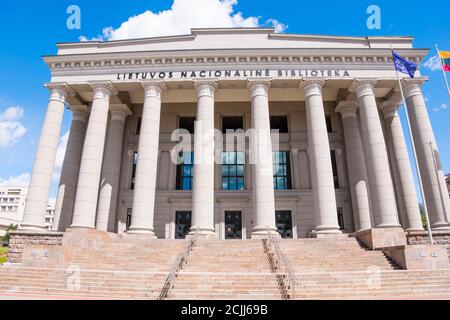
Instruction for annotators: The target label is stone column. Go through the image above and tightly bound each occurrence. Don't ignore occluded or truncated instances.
[248,80,278,238]
[402,80,450,229]
[96,104,131,232]
[300,80,341,234]
[336,101,372,231]
[129,81,165,236]
[350,80,400,228]
[52,105,89,231]
[71,82,115,229]
[189,80,217,238]
[380,101,424,231]
[21,83,73,231]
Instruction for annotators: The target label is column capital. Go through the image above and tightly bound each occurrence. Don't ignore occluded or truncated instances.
[45,82,75,103]
[194,80,218,98]
[335,101,359,119]
[247,79,271,98]
[89,81,118,99]
[299,79,326,98]
[349,79,377,99]
[379,100,401,119]
[110,104,132,122]
[70,105,90,123]
[142,81,166,99]
[400,79,424,100]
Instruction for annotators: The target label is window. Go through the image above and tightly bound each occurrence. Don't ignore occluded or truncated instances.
[276,211,293,239]
[330,150,340,189]
[270,116,289,133]
[222,116,244,133]
[130,152,138,190]
[136,117,142,135]
[222,152,245,191]
[175,211,192,239]
[225,211,242,239]
[126,208,132,230]
[179,117,196,134]
[176,152,194,190]
[326,115,333,133]
[273,151,292,190]
[337,207,345,230]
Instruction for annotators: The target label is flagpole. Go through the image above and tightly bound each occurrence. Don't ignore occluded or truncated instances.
[436,44,450,99]
[391,47,434,244]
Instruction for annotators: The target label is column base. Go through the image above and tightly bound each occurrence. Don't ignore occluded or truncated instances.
[188,227,216,239]
[313,226,343,235]
[251,227,280,239]
[352,227,406,250]
[431,223,450,231]
[126,227,157,239]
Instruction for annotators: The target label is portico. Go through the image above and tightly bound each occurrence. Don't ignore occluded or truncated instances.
[20,28,450,240]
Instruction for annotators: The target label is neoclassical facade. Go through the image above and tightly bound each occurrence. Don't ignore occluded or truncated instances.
[20,28,450,240]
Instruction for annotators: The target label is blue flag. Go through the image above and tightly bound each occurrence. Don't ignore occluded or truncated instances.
[393,51,417,78]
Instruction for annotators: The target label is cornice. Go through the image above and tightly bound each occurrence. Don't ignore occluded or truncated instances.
[43,49,427,74]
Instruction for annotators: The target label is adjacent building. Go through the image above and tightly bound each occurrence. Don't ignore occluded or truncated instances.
[18,28,450,240]
[0,187,27,236]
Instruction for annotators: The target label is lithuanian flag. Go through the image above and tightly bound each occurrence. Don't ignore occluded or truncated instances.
[439,51,450,72]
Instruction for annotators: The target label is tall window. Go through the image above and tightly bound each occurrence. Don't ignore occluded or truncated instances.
[273,151,292,190]
[222,152,245,191]
[126,208,132,230]
[130,152,138,190]
[136,117,142,135]
[270,116,289,133]
[337,207,345,230]
[179,117,196,134]
[222,116,244,133]
[330,150,340,189]
[176,152,194,190]
[326,115,333,133]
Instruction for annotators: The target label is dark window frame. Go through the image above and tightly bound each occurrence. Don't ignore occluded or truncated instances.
[175,211,192,239]
[136,117,142,135]
[222,116,244,133]
[222,152,245,191]
[273,151,292,190]
[131,152,138,190]
[176,152,194,191]
[330,150,340,189]
[179,117,196,134]
[326,115,333,133]
[270,116,289,133]
[337,207,345,230]
[276,210,294,239]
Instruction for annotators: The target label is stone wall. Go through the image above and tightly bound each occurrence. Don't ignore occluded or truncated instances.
[407,231,450,259]
[8,231,64,263]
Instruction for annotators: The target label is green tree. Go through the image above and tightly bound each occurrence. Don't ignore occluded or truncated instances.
[2,224,18,247]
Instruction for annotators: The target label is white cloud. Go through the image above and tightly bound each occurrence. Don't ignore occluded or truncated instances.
[0,173,31,187]
[423,55,441,72]
[52,131,69,183]
[0,106,27,148]
[82,0,287,41]
[433,103,448,113]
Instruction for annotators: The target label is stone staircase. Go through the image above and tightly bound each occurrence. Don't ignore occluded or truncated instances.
[1,235,450,300]
[0,238,187,300]
[279,238,450,299]
[169,240,282,300]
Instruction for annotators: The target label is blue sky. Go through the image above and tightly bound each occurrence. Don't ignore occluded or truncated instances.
[0,0,449,202]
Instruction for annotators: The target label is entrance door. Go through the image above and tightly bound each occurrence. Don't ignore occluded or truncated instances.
[276,211,293,239]
[225,211,242,239]
[175,211,192,239]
